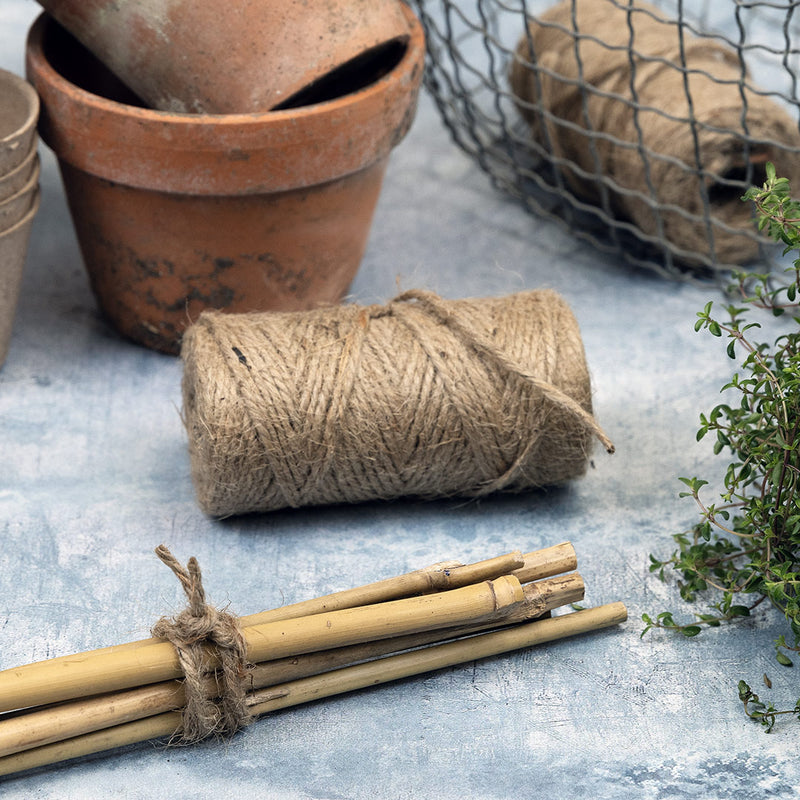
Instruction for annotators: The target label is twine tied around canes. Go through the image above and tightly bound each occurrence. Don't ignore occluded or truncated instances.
[151,545,252,744]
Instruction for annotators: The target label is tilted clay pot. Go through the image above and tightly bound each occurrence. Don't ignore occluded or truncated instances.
[25,10,424,354]
[34,0,412,112]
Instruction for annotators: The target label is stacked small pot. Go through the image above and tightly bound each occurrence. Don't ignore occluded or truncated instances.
[0,68,40,368]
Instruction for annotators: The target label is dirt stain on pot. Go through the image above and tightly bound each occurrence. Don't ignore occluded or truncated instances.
[134,256,176,279]
[256,253,311,298]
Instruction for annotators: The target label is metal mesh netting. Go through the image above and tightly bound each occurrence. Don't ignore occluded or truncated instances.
[411,0,800,280]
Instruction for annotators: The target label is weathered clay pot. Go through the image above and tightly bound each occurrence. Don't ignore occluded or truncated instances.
[0,68,39,176]
[25,11,424,354]
[34,0,412,113]
[0,193,41,368]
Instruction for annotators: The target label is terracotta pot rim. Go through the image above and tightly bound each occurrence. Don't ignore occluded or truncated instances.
[0,188,40,239]
[25,9,425,194]
[0,67,39,146]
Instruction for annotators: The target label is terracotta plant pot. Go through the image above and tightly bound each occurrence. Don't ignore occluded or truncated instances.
[25,10,425,354]
[34,0,412,112]
[0,68,39,176]
[0,194,41,368]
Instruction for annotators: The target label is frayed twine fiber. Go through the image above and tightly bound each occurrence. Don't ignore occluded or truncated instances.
[509,0,800,266]
[180,289,613,517]
[151,546,252,743]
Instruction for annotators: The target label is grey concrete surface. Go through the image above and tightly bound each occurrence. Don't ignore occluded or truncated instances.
[1,2,797,797]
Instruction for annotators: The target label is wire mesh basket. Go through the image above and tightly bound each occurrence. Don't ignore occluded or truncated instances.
[411,0,800,280]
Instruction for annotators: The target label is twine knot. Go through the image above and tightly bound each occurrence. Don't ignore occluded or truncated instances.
[151,545,252,744]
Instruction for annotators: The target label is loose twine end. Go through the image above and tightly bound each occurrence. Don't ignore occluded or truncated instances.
[151,545,252,744]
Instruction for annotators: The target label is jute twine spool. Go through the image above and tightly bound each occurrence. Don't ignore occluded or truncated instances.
[509,0,800,265]
[181,289,613,517]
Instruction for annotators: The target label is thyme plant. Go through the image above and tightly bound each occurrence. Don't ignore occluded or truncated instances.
[642,163,800,731]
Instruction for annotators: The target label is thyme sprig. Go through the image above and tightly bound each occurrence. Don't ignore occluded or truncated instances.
[738,679,800,733]
[642,163,800,729]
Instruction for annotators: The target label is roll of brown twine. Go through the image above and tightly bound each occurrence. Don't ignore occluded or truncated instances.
[509,0,800,267]
[181,289,614,517]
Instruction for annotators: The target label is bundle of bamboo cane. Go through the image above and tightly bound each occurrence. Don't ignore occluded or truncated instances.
[0,543,626,777]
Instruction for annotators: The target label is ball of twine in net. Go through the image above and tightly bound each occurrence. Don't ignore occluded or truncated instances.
[180,289,613,517]
[509,0,800,266]
[151,545,252,744]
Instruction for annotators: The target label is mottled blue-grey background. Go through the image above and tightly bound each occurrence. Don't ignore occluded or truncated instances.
[1,2,797,797]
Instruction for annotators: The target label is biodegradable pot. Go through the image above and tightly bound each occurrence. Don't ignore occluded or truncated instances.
[0,147,38,203]
[0,68,39,176]
[0,193,40,368]
[0,167,40,233]
[34,0,412,112]
[25,11,424,354]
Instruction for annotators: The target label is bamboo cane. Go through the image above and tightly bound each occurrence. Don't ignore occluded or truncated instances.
[6,545,568,670]
[0,602,626,778]
[247,602,629,714]
[0,544,576,714]
[0,575,525,714]
[511,543,577,583]
[0,712,185,779]
[0,572,585,760]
